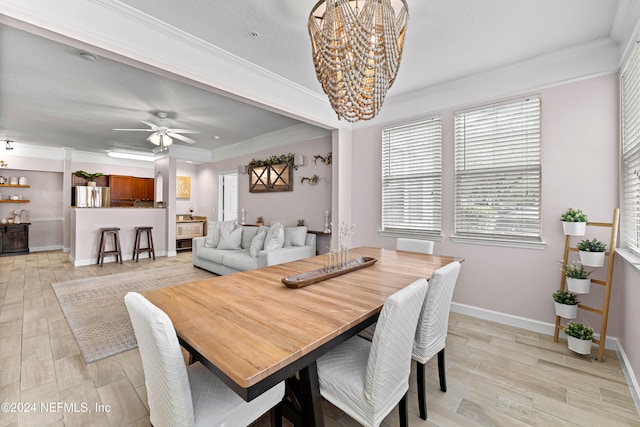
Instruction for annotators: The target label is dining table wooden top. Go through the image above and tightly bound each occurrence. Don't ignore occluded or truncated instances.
[141,246,461,397]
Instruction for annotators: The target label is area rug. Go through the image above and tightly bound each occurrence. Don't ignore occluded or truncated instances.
[52,265,214,363]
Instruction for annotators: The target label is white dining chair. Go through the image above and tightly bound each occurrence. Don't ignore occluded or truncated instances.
[358,237,434,343]
[124,292,285,427]
[413,261,461,420]
[396,237,435,254]
[316,278,429,427]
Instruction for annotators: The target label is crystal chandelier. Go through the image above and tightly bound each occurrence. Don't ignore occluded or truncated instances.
[308,0,409,122]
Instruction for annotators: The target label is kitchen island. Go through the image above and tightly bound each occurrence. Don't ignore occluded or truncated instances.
[69,207,167,266]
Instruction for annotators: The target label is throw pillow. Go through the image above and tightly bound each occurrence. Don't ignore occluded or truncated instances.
[217,226,243,250]
[249,230,267,257]
[284,226,308,247]
[264,223,285,251]
[204,221,221,248]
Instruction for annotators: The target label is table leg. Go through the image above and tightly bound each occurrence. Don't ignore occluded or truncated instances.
[298,361,324,427]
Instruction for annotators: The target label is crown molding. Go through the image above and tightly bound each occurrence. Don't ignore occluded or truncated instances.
[212,124,331,162]
[357,37,621,129]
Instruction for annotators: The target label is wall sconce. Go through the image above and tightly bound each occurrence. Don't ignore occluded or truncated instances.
[296,155,307,167]
[238,165,247,174]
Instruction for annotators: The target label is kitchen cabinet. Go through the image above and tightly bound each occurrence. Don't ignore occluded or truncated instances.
[110,175,154,206]
[0,224,29,255]
[72,174,109,187]
[109,175,134,202]
[133,177,154,201]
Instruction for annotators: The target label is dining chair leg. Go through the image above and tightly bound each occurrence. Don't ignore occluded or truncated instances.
[270,403,283,427]
[438,348,447,392]
[417,361,427,420]
[399,392,408,427]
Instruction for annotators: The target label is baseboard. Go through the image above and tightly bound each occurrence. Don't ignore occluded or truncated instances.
[614,336,640,414]
[450,302,619,350]
[71,251,168,266]
[29,245,64,252]
[451,302,640,414]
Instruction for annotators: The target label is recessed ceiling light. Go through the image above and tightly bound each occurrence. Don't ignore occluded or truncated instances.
[213,135,221,140]
[79,51,97,61]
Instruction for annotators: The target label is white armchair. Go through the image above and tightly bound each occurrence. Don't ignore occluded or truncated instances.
[413,261,461,420]
[316,278,429,427]
[124,292,285,427]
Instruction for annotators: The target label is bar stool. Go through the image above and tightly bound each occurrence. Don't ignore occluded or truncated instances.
[97,227,123,266]
[133,226,156,261]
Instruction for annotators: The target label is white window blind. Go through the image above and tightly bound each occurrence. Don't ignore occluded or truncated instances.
[622,43,640,256]
[382,118,442,234]
[454,96,542,241]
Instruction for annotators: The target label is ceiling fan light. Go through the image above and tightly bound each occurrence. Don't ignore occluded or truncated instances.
[148,132,173,146]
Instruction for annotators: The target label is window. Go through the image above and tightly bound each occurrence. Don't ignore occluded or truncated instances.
[454,96,542,242]
[621,44,640,257]
[381,118,442,235]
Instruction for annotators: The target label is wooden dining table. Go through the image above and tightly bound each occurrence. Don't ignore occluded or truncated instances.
[142,246,461,427]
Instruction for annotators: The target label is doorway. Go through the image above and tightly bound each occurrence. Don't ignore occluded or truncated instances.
[218,171,238,221]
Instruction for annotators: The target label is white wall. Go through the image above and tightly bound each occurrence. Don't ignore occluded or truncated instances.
[197,136,332,231]
[351,73,620,329]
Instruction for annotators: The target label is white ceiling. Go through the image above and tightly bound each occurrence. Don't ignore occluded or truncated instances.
[0,0,636,159]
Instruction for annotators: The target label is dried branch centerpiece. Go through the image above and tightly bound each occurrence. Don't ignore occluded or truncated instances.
[282,222,378,288]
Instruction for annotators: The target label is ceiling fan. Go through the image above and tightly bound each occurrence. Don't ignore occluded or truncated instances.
[113,112,199,150]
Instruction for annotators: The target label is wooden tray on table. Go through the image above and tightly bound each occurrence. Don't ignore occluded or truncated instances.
[282,256,377,288]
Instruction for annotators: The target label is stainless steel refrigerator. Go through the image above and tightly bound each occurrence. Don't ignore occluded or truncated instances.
[73,186,111,207]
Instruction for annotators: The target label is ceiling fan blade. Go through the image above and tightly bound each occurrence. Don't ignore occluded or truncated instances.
[168,131,197,144]
[140,120,159,130]
[169,129,199,134]
[113,128,155,132]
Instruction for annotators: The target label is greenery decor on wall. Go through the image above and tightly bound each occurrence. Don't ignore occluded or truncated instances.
[300,174,319,185]
[313,152,332,165]
[247,153,298,170]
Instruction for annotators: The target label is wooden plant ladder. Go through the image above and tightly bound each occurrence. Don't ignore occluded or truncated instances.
[554,208,619,362]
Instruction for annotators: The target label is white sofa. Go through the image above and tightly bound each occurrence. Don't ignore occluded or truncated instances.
[192,222,316,275]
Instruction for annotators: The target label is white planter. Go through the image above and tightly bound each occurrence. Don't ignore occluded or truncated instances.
[566,277,591,294]
[554,302,578,319]
[567,335,593,355]
[579,251,605,267]
[562,221,586,236]
[87,181,97,187]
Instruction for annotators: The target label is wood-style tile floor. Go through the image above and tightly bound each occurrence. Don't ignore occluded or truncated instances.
[0,251,638,426]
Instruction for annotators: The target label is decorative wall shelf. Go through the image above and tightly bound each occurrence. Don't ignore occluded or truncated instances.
[0,200,30,203]
[0,184,31,188]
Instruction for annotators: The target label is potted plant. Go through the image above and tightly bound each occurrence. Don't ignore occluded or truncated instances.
[256,216,264,226]
[576,238,607,267]
[564,321,593,354]
[75,170,104,186]
[563,261,592,293]
[560,208,588,236]
[552,290,580,318]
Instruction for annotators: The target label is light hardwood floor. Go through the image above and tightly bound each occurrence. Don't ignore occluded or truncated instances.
[0,251,638,427]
